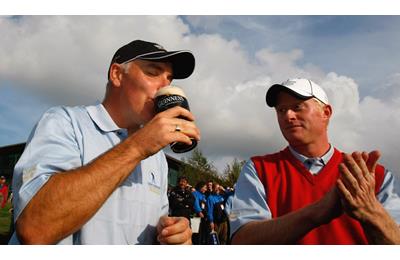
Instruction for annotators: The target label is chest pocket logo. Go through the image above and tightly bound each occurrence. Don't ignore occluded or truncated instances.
[148,171,161,195]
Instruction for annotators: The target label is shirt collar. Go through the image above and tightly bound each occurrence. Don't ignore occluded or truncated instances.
[288,144,334,166]
[86,103,123,133]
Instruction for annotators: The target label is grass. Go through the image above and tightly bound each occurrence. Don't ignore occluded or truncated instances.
[0,201,13,244]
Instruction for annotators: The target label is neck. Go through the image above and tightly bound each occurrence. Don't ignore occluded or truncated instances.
[102,97,140,134]
[290,141,330,158]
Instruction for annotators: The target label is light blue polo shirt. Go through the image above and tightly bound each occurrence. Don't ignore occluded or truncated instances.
[229,146,400,238]
[9,104,169,244]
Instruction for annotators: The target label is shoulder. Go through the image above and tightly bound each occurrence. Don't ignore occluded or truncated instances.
[251,148,287,164]
[26,106,83,142]
[39,106,72,123]
[34,105,88,131]
[41,105,87,120]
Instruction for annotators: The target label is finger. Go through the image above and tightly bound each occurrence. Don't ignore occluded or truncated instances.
[350,152,369,183]
[342,153,364,185]
[170,130,199,146]
[176,119,201,141]
[157,216,166,234]
[336,178,355,206]
[171,118,201,136]
[161,217,188,236]
[366,150,381,174]
[351,151,372,189]
[170,120,201,144]
[157,215,175,234]
[158,217,191,244]
[158,229,192,245]
[338,162,361,196]
[352,152,375,193]
[158,106,196,121]
[361,151,369,163]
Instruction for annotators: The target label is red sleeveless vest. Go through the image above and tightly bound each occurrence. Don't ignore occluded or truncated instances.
[251,147,385,244]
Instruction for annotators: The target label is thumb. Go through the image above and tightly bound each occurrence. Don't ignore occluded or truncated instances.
[157,215,170,233]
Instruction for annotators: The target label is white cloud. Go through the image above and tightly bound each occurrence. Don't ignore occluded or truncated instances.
[0,16,191,105]
[1,16,400,178]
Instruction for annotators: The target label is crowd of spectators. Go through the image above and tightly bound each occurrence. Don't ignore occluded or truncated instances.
[167,177,234,245]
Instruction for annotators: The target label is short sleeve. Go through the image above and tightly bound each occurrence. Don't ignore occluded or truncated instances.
[376,169,400,224]
[229,159,272,238]
[12,107,82,221]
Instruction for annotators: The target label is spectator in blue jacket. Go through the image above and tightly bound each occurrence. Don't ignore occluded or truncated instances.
[192,181,208,244]
[193,181,207,218]
[206,182,229,245]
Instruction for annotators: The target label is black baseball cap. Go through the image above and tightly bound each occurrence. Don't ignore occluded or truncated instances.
[108,40,195,80]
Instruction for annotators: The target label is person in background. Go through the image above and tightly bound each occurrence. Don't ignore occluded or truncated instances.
[207,182,229,245]
[192,181,208,244]
[230,78,400,244]
[9,39,200,245]
[224,186,235,245]
[205,180,213,198]
[169,176,195,221]
[0,176,9,209]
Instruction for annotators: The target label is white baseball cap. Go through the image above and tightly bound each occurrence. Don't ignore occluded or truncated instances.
[266,78,329,107]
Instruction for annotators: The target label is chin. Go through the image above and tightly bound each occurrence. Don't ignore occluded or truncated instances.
[284,135,305,146]
[141,111,155,122]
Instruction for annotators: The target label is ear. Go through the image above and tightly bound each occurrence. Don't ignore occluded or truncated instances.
[322,104,333,120]
[109,63,123,88]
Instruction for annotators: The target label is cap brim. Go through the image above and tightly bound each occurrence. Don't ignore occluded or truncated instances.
[140,51,195,79]
[266,84,312,107]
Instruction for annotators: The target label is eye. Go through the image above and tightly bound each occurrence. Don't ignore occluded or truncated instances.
[293,104,304,111]
[145,67,161,76]
[276,107,287,114]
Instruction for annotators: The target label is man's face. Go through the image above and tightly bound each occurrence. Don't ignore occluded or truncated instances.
[179,179,188,189]
[118,59,173,128]
[275,91,330,147]
[200,185,207,193]
[207,182,213,191]
[213,184,220,194]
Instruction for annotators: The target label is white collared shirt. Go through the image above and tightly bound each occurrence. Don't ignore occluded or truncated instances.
[10,103,169,244]
[288,145,334,175]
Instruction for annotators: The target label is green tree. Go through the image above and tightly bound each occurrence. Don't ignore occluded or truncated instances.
[222,158,246,187]
[178,148,221,187]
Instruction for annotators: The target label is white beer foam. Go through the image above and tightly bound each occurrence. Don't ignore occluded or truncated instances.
[155,85,187,98]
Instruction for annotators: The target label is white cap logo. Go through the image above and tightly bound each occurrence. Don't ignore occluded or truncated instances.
[283,80,296,86]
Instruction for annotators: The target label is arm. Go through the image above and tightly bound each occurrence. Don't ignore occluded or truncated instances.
[231,187,341,244]
[206,196,215,230]
[230,159,342,244]
[16,106,200,244]
[337,151,400,244]
[188,191,195,214]
[1,186,8,208]
[193,192,203,215]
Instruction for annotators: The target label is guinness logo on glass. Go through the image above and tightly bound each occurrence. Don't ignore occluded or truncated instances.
[155,86,197,153]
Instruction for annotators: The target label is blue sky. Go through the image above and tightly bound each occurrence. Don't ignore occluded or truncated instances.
[1,15,400,175]
[183,16,400,97]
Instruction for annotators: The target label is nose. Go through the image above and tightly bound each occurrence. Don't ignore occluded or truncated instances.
[162,73,172,86]
[156,73,172,91]
[283,109,296,122]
